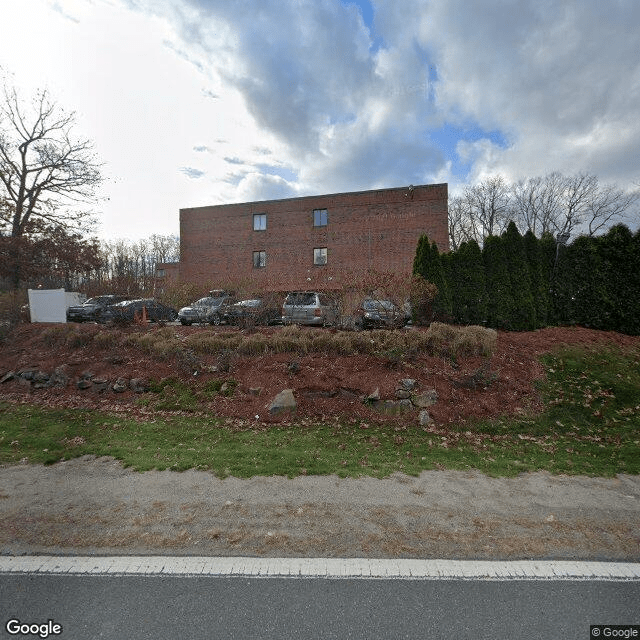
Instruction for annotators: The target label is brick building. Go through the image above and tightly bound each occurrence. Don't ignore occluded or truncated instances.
[159,183,448,292]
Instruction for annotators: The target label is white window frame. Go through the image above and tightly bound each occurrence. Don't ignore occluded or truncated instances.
[253,213,267,231]
[253,250,266,268]
[313,247,327,265]
[313,209,328,227]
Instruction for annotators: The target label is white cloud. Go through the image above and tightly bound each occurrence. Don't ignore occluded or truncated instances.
[1,0,638,240]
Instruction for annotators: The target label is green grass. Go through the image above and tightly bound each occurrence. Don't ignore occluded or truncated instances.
[1,345,638,477]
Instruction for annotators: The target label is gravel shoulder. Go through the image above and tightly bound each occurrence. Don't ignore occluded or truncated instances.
[1,456,638,560]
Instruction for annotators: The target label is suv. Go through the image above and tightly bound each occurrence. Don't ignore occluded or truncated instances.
[178,294,231,325]
[281,291,337,326]
[66,295,128,323]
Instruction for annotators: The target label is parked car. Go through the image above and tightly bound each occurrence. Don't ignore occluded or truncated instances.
[177,294,231,325]
[354,298,410,329]
[66,295,128,323]
[100,299,178,324]
[281,291,338,326]
[222,298,281,326]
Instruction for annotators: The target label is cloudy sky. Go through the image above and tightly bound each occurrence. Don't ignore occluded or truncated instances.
[1,0,639,240]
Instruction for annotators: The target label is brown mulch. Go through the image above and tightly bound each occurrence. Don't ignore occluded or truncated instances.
[1,323,638,425]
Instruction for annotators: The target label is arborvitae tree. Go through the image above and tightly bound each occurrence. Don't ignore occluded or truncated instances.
[451,239,487,325]
[412,234,431,279]
[501,221,536,330]
[539,232,561,324]
[571,236,610,327]
[598,224,638,334]
[429,241,453,320]
[483,233,510,329]
[523,229,549,328]
[412,235,451,320]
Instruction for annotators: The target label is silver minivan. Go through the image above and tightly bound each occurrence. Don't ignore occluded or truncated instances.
[281,291,338,326]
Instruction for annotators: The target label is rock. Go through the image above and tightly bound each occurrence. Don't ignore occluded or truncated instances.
[374,399,413,414]
[411,388,438,408]
[418,410,434,426]
[80,370,94,380]
[18,369,37,381]
[0,371,15,384]
[130,378,150,393]
[248,387,263,396]
[92,380,108,393]
[366,388,380,402]
[33,371,50,384]
[92,377,108,385]
[399,378,418,392]
[112,377,129,393]
[268,389,297,415]
[51,366,70,387]
[76,379,92,390]
[395,389,411,400]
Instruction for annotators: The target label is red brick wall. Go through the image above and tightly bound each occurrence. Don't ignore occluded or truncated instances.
[178,183,448,291]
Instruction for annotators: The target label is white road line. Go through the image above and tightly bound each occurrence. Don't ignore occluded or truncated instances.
[0,556,639,580]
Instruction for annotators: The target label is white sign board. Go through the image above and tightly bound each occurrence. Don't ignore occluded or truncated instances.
[28,289,69,323]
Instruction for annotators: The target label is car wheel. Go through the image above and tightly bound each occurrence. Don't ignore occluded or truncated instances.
[180,319,191,326]
[210,314,221,326]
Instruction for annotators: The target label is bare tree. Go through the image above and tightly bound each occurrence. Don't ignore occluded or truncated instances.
[462,175,511,243]
[0,82,102,287]
[511,172,639,239]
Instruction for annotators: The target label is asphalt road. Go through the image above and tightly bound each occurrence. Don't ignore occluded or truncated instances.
[1,573,638,640]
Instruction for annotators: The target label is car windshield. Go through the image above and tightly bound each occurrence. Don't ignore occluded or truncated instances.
[194,297,221,307]
[235,299,261,308]
[363,300,395,310]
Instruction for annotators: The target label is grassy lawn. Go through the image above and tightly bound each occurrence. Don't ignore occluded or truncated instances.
[1,345,638,477]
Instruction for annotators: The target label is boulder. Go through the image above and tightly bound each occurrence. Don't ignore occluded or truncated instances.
[418,410,434,426]
[366,387,380,402]
[51,366,70,387]
[268,389,297,415]
[0,371,15,384]
[130,378,150,393]
[112,377,129,393]
[33,371,50,384]
[395,389,411,400]
[411,388,438,408]
[399,378,418,392]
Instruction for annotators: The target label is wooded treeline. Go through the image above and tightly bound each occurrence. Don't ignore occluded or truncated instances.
[0,232,179,296]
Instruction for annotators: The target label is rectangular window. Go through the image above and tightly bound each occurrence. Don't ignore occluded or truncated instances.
[313,209,328,227]
[253,250,266,268]
[156,269,165,277]
[313,247,327,265]
[253,213,267,231]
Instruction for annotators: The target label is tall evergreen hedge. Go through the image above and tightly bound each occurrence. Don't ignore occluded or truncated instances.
[412,223,639,334]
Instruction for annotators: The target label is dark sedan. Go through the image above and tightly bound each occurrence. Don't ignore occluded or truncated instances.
[355,298,410,329]
[66,295,128,322]
[100,299,178,324]
[222,298,281,327]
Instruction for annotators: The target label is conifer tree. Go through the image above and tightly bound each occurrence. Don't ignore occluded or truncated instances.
[412,235,451,320]
[483,233,510,329]
[502,221,536,330]
[598,224,638,334]
[523,229,549,328]
[452,239,487,325]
